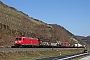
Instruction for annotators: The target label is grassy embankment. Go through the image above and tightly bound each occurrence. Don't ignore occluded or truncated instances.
[0,49,84,60]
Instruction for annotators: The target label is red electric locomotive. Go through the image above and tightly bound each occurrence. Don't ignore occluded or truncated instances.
[14,36,39,48]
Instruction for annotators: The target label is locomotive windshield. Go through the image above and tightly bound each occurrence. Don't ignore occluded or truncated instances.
[15,38,21,40]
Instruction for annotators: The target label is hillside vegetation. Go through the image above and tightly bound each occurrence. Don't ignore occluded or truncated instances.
[0,1,88,47]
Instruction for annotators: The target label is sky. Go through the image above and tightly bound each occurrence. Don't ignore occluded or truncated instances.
[1,0,90,36]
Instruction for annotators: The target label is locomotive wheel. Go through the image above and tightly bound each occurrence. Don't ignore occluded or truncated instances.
[14,44,20,48]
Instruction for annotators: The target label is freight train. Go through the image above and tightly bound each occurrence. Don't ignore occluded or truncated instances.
[12,36,85,48]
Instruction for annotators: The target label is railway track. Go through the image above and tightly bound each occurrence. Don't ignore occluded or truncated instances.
[0,48,83,52]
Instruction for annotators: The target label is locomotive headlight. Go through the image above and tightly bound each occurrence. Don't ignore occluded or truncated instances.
[15,41,17,43]
[19,41,21,43]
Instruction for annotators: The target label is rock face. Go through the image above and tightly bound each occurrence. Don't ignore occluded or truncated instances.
[0,1,86,46]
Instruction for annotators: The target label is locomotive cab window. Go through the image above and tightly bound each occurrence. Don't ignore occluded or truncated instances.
[15,38,21,40]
